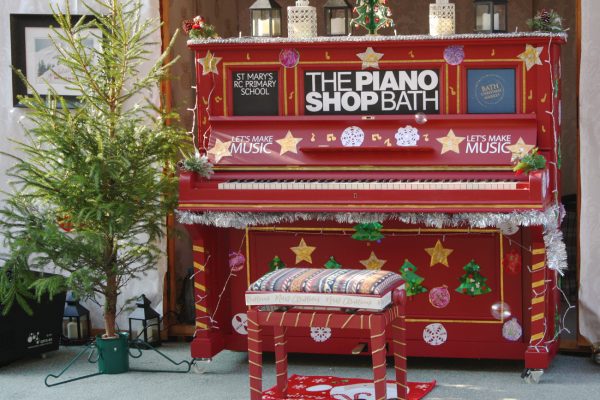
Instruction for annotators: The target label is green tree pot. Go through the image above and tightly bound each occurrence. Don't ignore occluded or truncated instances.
[96,333,129,374]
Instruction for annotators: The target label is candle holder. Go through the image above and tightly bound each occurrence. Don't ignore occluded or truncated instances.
[474,0,508,33]
[288,0,317,39]
[128,294,161,349]
[61,291,91,345]
[429,0,455,36]
[250,0,282,37]
[324,0,352,36]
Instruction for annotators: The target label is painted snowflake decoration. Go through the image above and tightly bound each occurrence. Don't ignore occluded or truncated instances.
[423,323,447,346]
[231,313,248,335]
[310,327,332,342]
[395,125,420,147]
[502,317,523,341]
[341,126,365,147]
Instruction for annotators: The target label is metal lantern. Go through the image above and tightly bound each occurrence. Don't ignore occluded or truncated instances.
[324,0,352,36]
[474,0,508,33]
[250,0,282,37]
[62,291,90,345]
[128,294,161,348]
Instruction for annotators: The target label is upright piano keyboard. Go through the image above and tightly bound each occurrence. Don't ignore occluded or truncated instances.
[179,33,565,375]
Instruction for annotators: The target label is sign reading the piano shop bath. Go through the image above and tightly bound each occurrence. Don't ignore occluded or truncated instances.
[233,71,279,116]
[304,70,440,115]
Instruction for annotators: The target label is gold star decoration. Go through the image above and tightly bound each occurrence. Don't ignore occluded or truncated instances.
[518,45,543,71]
[276,131,303,155]
[290,238,316,264]
[506,137,535,161]
[198,50,222,75]
[207,138,232,163]
[436,129,465,154]
[357,47,384,70]
[360,251,387,271]
[425,240,454,268]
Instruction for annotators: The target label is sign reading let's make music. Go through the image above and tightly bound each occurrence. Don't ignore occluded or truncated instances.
[304,70,440,115]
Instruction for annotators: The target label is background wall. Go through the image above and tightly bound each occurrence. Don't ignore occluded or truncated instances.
[0,0,166,331]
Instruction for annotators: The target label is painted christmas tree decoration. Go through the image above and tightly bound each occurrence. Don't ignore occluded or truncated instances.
[350,0,394,35]
[455,260,492,296]
[269,255,286,271]
[399,259,428,297]
[324,256,342,269]
[352,222,384,241]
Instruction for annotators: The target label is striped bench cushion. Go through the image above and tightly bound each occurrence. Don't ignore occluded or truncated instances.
[246,268,404,311]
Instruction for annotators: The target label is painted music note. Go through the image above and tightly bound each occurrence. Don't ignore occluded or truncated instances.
[408,50,415,58]
[542,125,546,133]
[215,96,222,103]
[327,133,337,142]
[202,97,208,105]
[528,90,533,101]
[202,116,207,125]
[246,53,251,60]
[325,51,331,60]
[311,133,316,142]
[449,86,456,96]
[491,49,496,56]
[371,133,382,142]
[384,138,392,147]
[541,93,547,103]
[423,134,430,142]
[289,92,295,100]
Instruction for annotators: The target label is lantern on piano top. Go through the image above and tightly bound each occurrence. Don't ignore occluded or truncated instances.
[474,0,508,33]
[324,0,352,36]
[429,0,456,36]
[250,0,282,37]
[62,291,90,345]
[127,294,161,348]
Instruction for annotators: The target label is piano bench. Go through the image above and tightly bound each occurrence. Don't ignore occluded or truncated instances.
[245,268,407,400]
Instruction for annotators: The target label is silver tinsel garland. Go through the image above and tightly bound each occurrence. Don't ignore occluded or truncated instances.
[188,32,567,46]
[176,206,567,273]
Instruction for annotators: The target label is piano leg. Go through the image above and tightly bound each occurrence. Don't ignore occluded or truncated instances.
[524,226,559,375]
[186,225,225,359]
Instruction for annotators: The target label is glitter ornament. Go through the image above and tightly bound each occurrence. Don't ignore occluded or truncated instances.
[429,286,451,308]
[503,249,522,274]
[443,45,464,65]
[229,251,246,272]
[279,48,300,68]
[502,317,522,341]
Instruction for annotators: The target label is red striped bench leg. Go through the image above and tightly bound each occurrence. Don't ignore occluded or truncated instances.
[273,326,288,396]
[247,310,263,400]
[392,307,407,400]
[370,314,388,400]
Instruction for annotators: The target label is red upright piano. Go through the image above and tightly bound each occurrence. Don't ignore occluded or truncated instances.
[179,33,566,378]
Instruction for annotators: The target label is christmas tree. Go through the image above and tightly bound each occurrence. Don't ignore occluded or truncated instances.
[399,259,428,297]
[352,222,384,241]
[351,0,394,35]
[324,256,342,269]
[0,0,186,338]
[269,256,286,272]
[455,260,492,296]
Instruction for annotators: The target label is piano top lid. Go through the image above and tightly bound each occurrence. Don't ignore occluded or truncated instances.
[188,32,567,49]
[206,114,538,169]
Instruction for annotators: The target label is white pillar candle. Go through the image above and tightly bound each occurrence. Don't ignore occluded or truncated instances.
[330,17,346,35]
[66,321,79,339]
[494,12,500,30]
[482,13,491,31]
[257,19,270,36]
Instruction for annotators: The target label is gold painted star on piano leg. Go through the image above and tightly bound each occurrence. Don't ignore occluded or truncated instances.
[517,44,543,71]
[436,129,465,154]
[506,137,535,162]
[198,50,222,75]
[290,238,316,264]
[207,138,232,163]
[425,240,454,268]
[357,47,384,70]
[360,251,387,271]
[276,131,303,155]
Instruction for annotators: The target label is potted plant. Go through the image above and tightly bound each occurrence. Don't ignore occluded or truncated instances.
[0,0,186,374]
